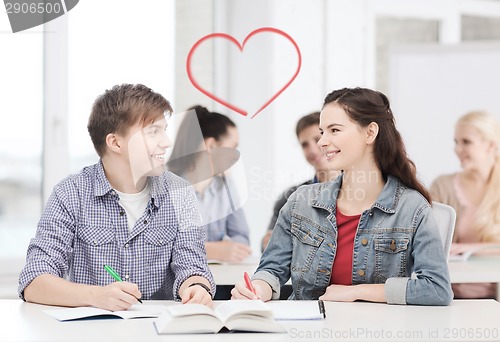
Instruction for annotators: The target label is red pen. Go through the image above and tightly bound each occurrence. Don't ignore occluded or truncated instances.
[244,272,256,295]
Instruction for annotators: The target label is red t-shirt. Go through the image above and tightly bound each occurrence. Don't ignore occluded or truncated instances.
[329,209,360,285]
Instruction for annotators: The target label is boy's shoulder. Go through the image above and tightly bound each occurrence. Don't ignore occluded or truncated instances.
[53,163,101,191]
[150,170,196,197]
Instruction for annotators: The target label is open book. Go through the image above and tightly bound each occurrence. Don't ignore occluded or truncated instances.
[448,244,500,262]
[154,300,285,334]
[45,304,165,321]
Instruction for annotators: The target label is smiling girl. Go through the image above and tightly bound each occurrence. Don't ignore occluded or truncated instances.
[232,87,452,305]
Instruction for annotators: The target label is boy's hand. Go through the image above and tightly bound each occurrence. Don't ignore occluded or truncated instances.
[180,284,212,306]
[90,282,142,311]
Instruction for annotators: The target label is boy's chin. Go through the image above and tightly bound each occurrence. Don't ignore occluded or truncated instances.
[147,165,166,176]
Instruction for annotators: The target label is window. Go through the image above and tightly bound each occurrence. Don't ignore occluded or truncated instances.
[67,0,175,173]
[0,17,43,259]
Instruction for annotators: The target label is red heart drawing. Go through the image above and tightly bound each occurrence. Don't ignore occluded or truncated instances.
[186,27,302,119]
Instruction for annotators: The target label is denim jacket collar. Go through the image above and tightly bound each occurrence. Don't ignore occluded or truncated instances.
[311,173,403,215]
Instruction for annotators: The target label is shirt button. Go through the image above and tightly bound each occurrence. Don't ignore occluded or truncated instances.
[361,238,368,246]
[124,275,129,280]
[124,243,129,248]
[143,220,148,225]
[390,239,397,251]
[120,211,125,216]
[358,270,365,276]
[93,240,98,245]
[368,211,373,217]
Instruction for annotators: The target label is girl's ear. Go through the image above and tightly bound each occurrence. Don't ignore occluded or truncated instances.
[204,137,217,152]
[106,133,121,153]
[366,122,379,145]
[489,140,498,155]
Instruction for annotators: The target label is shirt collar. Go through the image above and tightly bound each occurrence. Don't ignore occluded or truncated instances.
[311,174,403,214]
[93,160,114,197]
[93,160,164,210]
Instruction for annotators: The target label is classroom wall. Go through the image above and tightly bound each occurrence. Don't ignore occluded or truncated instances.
[174,0,372,251]
[389,42,500,186]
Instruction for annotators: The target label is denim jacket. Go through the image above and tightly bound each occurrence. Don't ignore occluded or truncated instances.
[254,175,453,305]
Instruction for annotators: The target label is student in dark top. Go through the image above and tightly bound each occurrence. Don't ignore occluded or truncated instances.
[261,112,340,251]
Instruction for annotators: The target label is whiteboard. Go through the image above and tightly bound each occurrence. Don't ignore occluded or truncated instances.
[388,42,500,186]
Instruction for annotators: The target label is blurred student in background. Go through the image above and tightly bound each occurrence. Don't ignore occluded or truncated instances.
[261,112,340,251]
[431,111,500,299]
[168,106,251,263]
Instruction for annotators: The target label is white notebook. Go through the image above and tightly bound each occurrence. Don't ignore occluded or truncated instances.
[44,304,165,321]
[267,300,326,320]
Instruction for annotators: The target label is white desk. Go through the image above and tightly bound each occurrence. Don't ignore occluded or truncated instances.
[448,256,500,301]
[210,256,500,300]
[1,299,499,341]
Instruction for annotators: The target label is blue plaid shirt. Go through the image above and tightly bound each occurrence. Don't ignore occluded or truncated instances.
[18,161,215,300]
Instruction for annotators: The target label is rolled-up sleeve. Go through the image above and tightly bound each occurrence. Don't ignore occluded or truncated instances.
[401,205,453,306]
[385,277,409,304]
[18,185,76,300]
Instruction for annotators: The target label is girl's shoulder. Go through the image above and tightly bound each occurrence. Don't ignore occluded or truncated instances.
[430,173,458,190]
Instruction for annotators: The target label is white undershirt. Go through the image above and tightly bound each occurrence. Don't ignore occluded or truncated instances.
[115,182,151,232]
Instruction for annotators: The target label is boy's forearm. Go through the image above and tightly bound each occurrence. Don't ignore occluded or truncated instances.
[24,274,95,307]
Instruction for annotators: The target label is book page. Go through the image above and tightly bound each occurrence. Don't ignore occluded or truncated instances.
[154,304,223,334]
[165,303,217,318]
[214,300,273,322]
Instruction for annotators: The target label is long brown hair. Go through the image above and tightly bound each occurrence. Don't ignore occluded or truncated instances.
[323,87,431,203]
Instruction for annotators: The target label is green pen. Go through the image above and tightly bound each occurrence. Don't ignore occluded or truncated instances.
[103,265,143,303]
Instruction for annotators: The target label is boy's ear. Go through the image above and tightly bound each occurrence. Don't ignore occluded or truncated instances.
[105,133,121,153]
[366,122,379,145]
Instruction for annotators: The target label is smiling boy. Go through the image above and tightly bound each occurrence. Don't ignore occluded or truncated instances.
[18,84,214,310]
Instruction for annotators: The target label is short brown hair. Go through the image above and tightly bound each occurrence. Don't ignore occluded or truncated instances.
[295,112,320,138]
[87,84,172,157]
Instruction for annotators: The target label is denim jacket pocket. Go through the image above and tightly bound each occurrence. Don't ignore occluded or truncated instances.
[290,218,324,272]
[374,237,410,282]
